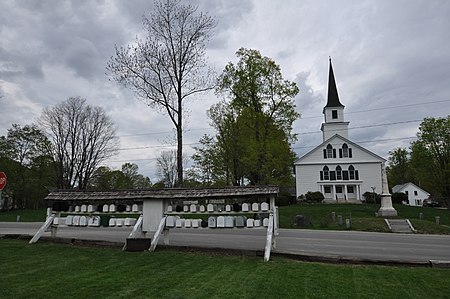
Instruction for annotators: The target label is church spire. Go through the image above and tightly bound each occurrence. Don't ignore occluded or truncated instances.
[321,57,349,141]
[325,57,344,108]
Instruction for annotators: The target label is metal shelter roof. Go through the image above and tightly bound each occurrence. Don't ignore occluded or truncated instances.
[45,186,279,202]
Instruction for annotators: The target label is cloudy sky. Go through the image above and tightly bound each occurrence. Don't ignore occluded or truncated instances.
[1,0,450,181]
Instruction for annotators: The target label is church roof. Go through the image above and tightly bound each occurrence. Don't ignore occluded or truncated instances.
[325,58,344,108]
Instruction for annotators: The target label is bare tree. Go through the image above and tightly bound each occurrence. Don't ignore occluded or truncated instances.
[156,150,177,187]
[40,97,119,189]
[107,0,216,186]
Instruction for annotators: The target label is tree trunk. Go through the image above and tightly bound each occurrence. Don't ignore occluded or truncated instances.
[176,103,183,187]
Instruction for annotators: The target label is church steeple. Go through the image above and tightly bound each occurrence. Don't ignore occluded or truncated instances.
[321,58,349,141]
[325,57,344,108]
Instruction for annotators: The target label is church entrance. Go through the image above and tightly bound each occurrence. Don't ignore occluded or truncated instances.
[320,184,361,202]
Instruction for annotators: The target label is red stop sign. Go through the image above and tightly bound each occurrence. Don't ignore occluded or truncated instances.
[0,172,6,190]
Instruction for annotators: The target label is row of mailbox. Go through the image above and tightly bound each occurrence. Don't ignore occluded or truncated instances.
[167,202,270,213]
[53,215,138,227]
[165,215,270,228]
[63,204,143,213]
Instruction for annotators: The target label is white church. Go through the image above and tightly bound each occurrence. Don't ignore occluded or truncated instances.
[295,59,387,202]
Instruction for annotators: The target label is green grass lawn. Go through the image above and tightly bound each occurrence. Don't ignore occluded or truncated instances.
[1,239,450,299]
[279,203,450,234]
[0,208,47,222]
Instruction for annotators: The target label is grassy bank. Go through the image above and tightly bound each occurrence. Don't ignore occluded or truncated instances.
[278,203,450,234]
[1,239,450,298]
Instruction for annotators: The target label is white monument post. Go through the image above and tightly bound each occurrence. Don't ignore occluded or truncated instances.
[378,163,397,217]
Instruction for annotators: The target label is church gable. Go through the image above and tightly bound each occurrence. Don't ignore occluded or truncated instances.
[295,134,385,165]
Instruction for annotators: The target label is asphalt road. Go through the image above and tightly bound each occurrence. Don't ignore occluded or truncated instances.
[2,222,450,263]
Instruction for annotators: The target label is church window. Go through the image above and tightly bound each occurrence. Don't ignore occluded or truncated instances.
[324,186,331,193]
[336,186,343,193]
[347,186,354,193]
[336,166,342,180]
[332,110,338,119]
[339,143,352,158]
[323,144,336,159]
[323,166,329,180]
[327,144,333,158]
[342,144,349,157]
[349,165,355,180]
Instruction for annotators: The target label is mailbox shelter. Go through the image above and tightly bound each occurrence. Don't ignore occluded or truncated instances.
[31,186,279,261]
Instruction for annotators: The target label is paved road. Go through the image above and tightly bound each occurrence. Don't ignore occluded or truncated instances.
[2,222,450,262]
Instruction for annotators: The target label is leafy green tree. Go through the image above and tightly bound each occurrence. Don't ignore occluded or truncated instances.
[194,48,299,186]
[410,116,450,203]
[191,135,223,185]
[217,48,300,142]
[387,147,413,189]
[121,163,152,189]
[228,109,296,185]
[0,124,55,209]
[192,100,244,186]
[191,132,239,186]
[1,124,52,166]
[90,166,131,190]
[89,164,151,190]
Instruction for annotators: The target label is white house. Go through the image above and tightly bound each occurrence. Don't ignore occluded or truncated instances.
[295,59,386,202]
[392,182,430,206]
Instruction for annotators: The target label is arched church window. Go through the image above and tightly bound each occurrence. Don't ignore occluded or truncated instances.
[342,144,349,157]
[323,144,336,159]
[339,143,353,158]
[323,166,330,180]
[327,144,333,158]
[336,166,342,180]
[349,165,358,180]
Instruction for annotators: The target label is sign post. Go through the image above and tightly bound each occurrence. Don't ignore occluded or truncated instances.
[0,172,7,210]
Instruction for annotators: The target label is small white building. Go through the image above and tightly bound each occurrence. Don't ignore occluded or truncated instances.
[295,59,386,202]
[392,182,430,206]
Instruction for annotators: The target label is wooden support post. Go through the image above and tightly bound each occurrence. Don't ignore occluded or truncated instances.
[50,212,60,238]
[269,196,276,212]
[29,214,55,244]
[264,213,274,262]
[272,206,277,250]
[149,216,166,252]
[270,195,279,250]
[274,206,279,236]
[127,215,144,239]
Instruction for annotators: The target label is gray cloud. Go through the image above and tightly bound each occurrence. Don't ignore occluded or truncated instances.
[1,0,449,179]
